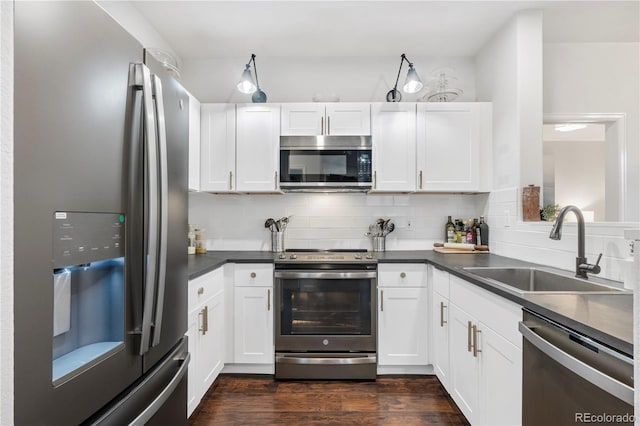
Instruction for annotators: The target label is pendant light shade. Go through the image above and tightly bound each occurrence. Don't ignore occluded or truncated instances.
[237,65,257,94]
[386,53,424,102]
[402,65,423,94]
[236,54,267,102]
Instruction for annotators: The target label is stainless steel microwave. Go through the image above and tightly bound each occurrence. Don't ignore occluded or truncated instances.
[279,136,372,191]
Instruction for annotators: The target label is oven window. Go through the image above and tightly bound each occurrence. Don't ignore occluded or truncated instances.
[280,279,372,335]
[280,150,372,183]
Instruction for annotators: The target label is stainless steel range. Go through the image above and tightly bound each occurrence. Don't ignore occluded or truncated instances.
[274,250,378,380]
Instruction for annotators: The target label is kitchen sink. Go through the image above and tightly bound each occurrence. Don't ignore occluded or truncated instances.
[462,267,625,294]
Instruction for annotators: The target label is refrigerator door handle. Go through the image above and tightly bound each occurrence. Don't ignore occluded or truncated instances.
[129,352,190,426]
[137,63,160,356]
[151,74,169,348]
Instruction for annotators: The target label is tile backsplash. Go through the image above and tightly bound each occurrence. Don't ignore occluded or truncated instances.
[189,192,488,252]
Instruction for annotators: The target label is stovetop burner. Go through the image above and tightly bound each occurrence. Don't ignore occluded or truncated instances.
[275,249,376,263]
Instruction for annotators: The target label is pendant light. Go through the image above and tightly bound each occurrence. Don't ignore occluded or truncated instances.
[236,53,267,103]
[386,53,424,102]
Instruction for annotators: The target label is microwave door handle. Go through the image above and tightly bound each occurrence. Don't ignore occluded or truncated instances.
[151,74,169,348]
[137,63,159,356]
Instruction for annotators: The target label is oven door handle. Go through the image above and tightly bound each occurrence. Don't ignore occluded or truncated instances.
[274,271,377,279]
[276,355,377,365]
[519,321,634,405]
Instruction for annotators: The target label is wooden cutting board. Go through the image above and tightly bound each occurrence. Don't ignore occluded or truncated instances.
[433,247,489,254]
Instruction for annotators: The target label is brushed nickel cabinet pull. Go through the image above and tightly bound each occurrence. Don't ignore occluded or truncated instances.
[373,171,377,189]
[473,325,482,357]
[467,321,473,352]
[229,171,233,190]
[321,116,324,135]
[251,272,257,278]
[274,171,278,190]
[267,289,271,311]
[327,115,331,135]
[380,290,384,311]
[199,306,208,335]
[197,287,204,295]
[419,170,423,189]
[400,272,406,278]
[440,302,447,327]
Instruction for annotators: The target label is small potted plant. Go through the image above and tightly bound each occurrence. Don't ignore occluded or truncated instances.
[541,204,560,221]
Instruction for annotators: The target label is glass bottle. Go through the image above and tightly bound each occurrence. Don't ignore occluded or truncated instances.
[446,216,455,243]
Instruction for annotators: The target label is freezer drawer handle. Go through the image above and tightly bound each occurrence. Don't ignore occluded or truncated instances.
[519,321,634,405]
[129,352,191,426]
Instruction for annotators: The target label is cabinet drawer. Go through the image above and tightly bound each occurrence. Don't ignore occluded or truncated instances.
[234,263,274,286]
[432,266,450,297]
[188,267,224,311]
[378,264,426,287]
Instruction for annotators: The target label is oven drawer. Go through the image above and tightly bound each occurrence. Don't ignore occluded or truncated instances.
[378,264,426,287]
[234,264,274,287]
[275,352,377,380]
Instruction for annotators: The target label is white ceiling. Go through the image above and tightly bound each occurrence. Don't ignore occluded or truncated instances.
[131,0,639,60]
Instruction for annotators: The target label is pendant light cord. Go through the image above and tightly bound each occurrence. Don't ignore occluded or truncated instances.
[249,54,261,90]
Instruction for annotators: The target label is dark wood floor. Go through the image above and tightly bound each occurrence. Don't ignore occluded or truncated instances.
[189,374,470,425]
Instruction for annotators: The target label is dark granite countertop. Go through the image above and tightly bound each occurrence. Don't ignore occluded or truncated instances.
[188,250,633,357]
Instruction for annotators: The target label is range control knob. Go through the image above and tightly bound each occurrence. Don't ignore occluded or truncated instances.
[365,253,373,259]
[290,254,297,260]
[354,254,362,260]
[278,254,286,259]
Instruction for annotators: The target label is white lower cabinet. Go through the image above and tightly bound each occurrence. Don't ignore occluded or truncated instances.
[377,264,428,372]
[187,267,225,417]
[431,269,522,426]
[232,264,274,365]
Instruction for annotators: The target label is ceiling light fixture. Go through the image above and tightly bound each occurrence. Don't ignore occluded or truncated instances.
[236,53,267,103]
[554,123,588,132]
[386,53,424,102]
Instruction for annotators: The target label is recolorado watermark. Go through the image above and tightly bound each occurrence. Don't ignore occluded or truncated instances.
[575,412,634,423]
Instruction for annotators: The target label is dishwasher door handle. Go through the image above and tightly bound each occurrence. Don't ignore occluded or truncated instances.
[519,321,634,405]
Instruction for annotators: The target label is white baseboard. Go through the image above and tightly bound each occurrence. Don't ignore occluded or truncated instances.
[377,365,434,375]
[222,363,275,375]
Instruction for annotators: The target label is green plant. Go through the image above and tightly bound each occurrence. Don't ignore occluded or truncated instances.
[541,204,560,221]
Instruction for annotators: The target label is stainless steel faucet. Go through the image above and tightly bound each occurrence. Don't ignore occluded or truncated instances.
[549,205,602,279]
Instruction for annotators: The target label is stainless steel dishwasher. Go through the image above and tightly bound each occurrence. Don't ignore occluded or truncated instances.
[520,309,634,426]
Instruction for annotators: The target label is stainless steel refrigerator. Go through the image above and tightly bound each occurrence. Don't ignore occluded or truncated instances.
[14,2,189,424]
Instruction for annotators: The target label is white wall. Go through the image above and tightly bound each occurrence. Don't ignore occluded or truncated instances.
[181,56,476,103]
[544,42,640,221]
[0,1,13,423]
[543,140,606,221]
[189,193,487,251]
[475,10,543,191]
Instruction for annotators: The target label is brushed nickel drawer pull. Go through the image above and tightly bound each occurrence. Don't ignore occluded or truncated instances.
[267,289,271,311]
[467,321,473,352]
[197,287,204,295]
[380,290,384,311]
[400,272,406,278]
[251,272,257,278]
[473,325,482,357]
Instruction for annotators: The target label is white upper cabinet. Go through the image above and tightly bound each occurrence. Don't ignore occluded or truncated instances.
[187,92,201,192]
[200,104,236,192]
[416,103,491,192]
[236,104,281,192]
[281,103,371,136]
[371,103,417,192]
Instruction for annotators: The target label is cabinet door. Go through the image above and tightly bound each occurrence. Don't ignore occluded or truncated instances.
[325,103,371,135]
[416,103,480,192]
[378,287,428,366]
[234,286,273,364]
[431,291,450,389]
[188,93,201,191]
[281,103,324,135]
[199,289,225,396]
[236,104,280,192]
[479,324,522,426]
[200,104,236,192]
[371,103,416,191]
[448,303,480,425]
[186,308,201,417]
